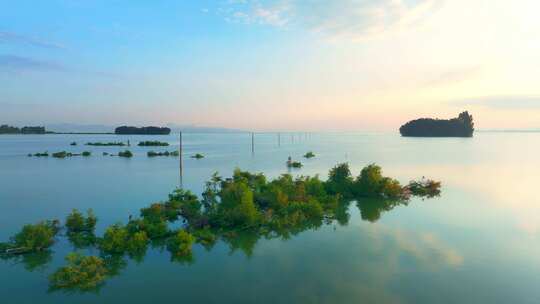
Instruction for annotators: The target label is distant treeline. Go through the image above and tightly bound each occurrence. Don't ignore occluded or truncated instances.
[115,126,171,135]
[0,125,46,134]
[399,111,474,137]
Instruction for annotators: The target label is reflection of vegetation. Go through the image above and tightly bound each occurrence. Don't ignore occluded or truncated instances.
[191,153,204,159]
[0,250,53,272]
[304,151,315,158]
[357,198,408,222]
[118,150,133,158]
[49,253,108,292]
[2,162,441,293]
[167,230,194,258]
[147,150,179,157]
[86,142,125,146]
[138,141,169,147]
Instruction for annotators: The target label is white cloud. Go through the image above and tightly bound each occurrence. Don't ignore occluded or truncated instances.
[222,0,443,39]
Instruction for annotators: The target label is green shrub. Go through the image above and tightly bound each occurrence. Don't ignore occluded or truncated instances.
[191,153,204,159]
[12,221,58,252]
[66,209,97,233]
[82,151,91,157]
[326,163,353,197]
[118,150,133,158]
[352,164,404,199]
[49,253,108,291]
[167,230,194,257]
[303,151,315,158]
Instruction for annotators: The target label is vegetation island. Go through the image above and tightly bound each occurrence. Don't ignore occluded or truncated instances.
[115,126,171,135]
[86,142,126,146]
[0,125,46,134]
[1,163,441,292]
[304,151,315,158]
[148,151,179,157]
[399,111,474,137]
[138,141,169,147]
[286,157,302,168]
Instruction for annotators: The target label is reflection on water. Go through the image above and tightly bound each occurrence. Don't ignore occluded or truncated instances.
[1,132,540,303]
[1,195,431,294]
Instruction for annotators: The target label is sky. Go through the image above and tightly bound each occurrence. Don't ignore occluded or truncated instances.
[1,0,539,131]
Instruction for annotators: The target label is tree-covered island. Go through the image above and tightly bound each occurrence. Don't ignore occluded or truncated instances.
[115,126,171,135]
[399,111,474,137]
[0,125,46,134]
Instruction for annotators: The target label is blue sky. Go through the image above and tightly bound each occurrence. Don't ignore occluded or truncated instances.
[1,0,539,130]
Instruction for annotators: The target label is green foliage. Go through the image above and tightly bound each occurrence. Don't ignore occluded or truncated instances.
[99,224,129,254]
[49,253,108,291]
[192,228,217,249]
[118,150,133,158]
[11,221,58,252]
[326,163,353,197]
[167,229,194,257]
[82,151,91,157]
[303,151,315,158]
[66,209,97,233]
[216,180,260,228]
[353,164,403,199]
[138,141,169,146]
[70,142,77,146]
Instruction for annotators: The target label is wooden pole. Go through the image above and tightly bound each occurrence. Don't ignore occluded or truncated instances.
[179,132,183,188]
[251,132,255,155]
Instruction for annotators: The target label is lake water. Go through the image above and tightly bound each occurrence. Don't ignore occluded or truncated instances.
[0,132,539,303]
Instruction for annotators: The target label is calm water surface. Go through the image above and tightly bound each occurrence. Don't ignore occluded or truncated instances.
[0,132,539,303]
